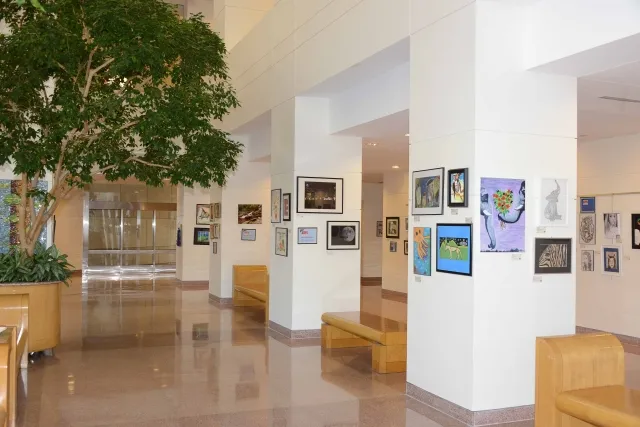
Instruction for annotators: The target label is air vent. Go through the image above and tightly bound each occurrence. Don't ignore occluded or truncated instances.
[600,96,640,104]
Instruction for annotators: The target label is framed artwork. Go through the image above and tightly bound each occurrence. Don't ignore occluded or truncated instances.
[209,224,214,240]
[632,214,640,249]
[448,168,468,208]
[580,197,596,213]
[297,227,318,244]
[275,227,288,256]
[602,245,621,276]
[296,176,344,214]
[390,241,397,252]
[539,178,568,226]
[212,241,217,254]
[413,227,431,276]
[603,213,621,239]
[196,204,212,225]
[534,238,572,274]
[213,203,221,219]
[404,240,408,255]
[412,167,444,215]
[405,217,408,231]
[480,177,526,252]
[386,217,400,238]
[282,193,291,221]
[193,227,210,245]
[176,225,182,247]
[581,250,594,272]
[327,221,360,250]
[238,204,262,224]
[436,223,472,276]
[241,229,256,241]
[212,223,220,239]
[579,213,596,245]
[376,221,383,237]
[271,189,282,223]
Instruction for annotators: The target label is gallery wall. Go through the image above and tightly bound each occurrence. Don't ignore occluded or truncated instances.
[382,171,409,294]
[361,182,383,278]
[176,185,211,282]
[577,133,640,338]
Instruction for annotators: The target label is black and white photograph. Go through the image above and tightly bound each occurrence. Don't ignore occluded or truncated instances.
[376,221,383,237]
[579,213,596,245]
[581,249,594,272]
[386,217,400,238]
[604,213,621,239]
[534,238,572,274]
[297,177,344,214]
[326,221,360,250]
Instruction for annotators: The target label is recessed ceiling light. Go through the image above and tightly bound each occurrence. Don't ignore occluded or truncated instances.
[392,165,400,169]
[365,142,378,147]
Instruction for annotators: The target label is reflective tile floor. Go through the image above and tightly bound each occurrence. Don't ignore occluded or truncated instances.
[15,277,640,426]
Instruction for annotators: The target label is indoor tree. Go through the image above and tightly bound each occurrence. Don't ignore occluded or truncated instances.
[0,0,242,257]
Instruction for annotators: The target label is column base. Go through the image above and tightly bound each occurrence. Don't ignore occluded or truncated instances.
[208,293,233,307]
[268,321,321,347]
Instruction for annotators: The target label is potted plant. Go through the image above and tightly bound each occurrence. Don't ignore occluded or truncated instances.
[0,0,241,355]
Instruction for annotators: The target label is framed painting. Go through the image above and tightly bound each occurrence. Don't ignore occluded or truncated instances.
[296,177,343,214]
[580,249,594,272]
[193,227,210,245]
[386,217,400,238]
[412,167,444,215]
[389,241,397,252]
[448,168,468,208]
[212,223,220,239]
[436,223,472,276]
[602,245,621,276]
[212,241,217,254]
[539,178,568,226]
[212,202,221,219]
[327,221,360,250]
[580,197,596,213]
[480,177,526,252]
[297,227,318,244]
[404,240,408,255]
[534,238,572,274]
[271,189,281,223]
[579,213,596,245]
[376,221,383,237]
[275,227,288,256]
[241,229,256,241]
[238,204,262,224]
[282,193,291,221]
[196,204,211,225]
[413,227,431,276]
[633,214,640,249]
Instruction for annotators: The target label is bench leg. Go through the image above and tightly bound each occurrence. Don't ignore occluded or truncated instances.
[372,344,406,374]
[321,324,371,349]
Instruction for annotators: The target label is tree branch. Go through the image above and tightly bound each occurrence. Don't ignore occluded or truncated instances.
[126,157,171,169]
[18,174,28,251]
[82,56,115,100]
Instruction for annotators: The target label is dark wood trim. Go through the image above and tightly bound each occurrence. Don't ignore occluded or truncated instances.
[381,288,407,303]
[361,277,382,286]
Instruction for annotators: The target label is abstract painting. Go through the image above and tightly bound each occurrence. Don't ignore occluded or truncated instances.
[413,227,431,277]
[602,245,621,276]
[238,204,262,224]
[579,213,596,245]
[412,167,444,215]
[326,221,360,250]
[603,213,621,239]
[534,238,572,274]
[581,250,594,272]
[448,168,468,208]
[632,214,640,250]
[480,177,526,252]
[539,178,568,226]
[436,223,472,276]
[196,204,211,225]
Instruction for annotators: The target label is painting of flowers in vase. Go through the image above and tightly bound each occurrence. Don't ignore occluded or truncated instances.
[480,177,526,252]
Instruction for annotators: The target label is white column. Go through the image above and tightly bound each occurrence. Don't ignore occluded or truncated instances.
[382,171,409,294]
[408,0,577,421]
[176,185,211,282]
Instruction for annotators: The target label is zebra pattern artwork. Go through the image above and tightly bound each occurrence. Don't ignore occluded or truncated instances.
[534,238,572,274]
[538,244,568,268]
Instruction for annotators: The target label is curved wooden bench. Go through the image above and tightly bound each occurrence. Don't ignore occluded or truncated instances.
[321,312,407,374]
[535,333,640,427]
[232,265,269,325]
[0,325,27,427]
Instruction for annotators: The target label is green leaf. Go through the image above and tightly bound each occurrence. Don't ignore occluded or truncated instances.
[8,214,19,223]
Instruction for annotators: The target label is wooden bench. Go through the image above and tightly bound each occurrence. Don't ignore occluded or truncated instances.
[0,295,28,369]
[536,333,640,427]
[0,324,28,427]
[321,312,407,374]
[232,265,269,325]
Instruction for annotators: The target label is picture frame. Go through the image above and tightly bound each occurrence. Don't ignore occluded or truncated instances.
[238,204,262,224]
[297,227,318,244]
[376,221,383,237]
[404,217,408,231]
[386,217,400,238]
[412,167,444,215]
[212,202,221,219]
[436,223,472,276]
[176,225,182,247]
[282,193,291,221]
[212,223,220,239]
[327,221,360,250]
[196,204,212,225]
[404,240,408,255]
[632,214,640,250]
[241,229,256,241]
[480,177,526,253]
[603,213,621,240]
[212,241,218,254]
[193,227,210,245]
[602,245,622,276]
[539,178,569,227]
[534,238,572,274]
[580,197,596,213]
[580,249,594,272]
[579,213,596,245]
[296,176,344,214]
[275,227,288,256]
[271,189,282,223]
[447,168,468,208]
[389,241,397,252]
[209,224,215,240]
[413,227,431,276]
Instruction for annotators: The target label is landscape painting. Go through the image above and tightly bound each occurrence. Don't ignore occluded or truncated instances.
[436,223,472,276]
[413,227,431,276]
[480,177,526,252]
[238,204,262,224]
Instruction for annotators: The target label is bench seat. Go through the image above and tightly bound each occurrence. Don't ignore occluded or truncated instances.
[232,265,269,326]
[234,286,267,303]
[556,386,640,427]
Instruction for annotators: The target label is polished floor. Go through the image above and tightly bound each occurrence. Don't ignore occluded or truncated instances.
[15,277,640,426]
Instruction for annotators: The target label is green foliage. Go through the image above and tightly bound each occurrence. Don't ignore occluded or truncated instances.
[0,244,73,285]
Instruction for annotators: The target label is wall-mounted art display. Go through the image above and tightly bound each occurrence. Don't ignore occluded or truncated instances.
[579,213,596,245]
[632,214,640,249]
[275,227,288,256]
[193,227,210,245]
[534,238,572,274]
[390,241,397,252]
[405,217,408,231]
[176,225,182,247]
[413,227,431,276]
[271,189,282,223]
[213,203,221,219]
[212,242,218,254]
[480,177,526,252]
[327,221,360,250]
[539,178,568,227]
[436,223,472,276]
[296,176,344,214]
[209,224,215,240]
[196,204,212,225]
[386,217,400,238]
[376,221,383,237]
[212,223,220,239]
[241,229,256,241]
[602,245,621,276]
[238,204,262,224]
[448,168,468,208]
[603,213,621,239]
[581,250,594,272]
[412,167,444,215]
[580,197,596,213]
[297,227,318,244]
[404,240,408,255]
[282,193,291,221]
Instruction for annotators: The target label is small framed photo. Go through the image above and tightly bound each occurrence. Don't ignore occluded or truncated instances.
[580,197,596,213]
[275,227,288,256]
[389,241,397,252]
[404,240,408,255]
[412,167,444,215]
[376,221,383,237]
[603,213,621,239]
[386,217,400,238]
[534,238,572,274]
[282,193,291,221]
[602,245,621,276]
[193,227,210,245]
[436,223,472,276]
[327,221,360,250]
[271,189,282,223]
[580,250,594,272]
[241,229,256,241]
[212,203,221,219]
[296,176,344,214]
[238,204,262,224]
[297,227,317,244]
[212,223,220,239]
[196,204,212,225]
[447,168,468,208]
[212,241,218,254]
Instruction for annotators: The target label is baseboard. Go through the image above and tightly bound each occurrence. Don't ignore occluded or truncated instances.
[177,281,209,290]
[268,321,321,347]
[208,293,233,307]
[381,288,408,303]
[576,326,640,346]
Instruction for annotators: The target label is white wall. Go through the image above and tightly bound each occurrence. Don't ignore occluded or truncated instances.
[176,185,211,282]
[382,172,408,293]
[577,133,640,338]
[361,182,382,278]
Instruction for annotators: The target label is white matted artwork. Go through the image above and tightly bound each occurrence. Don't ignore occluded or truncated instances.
[412,168,444,215]
[580,249,594,272]
[275,227,288,256]
[579,213,596,245]
[539,178,568,226]
[603,213,621,240]
[602,245,621,276]
[271,189,281,223]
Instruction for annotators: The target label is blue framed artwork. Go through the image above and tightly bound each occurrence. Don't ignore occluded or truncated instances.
[413,227,431,276]
[580,197,596,213]
[602,245,621,276]
[436,223,472,276]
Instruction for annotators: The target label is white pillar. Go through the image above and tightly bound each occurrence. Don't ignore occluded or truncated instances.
[382,171,409,295]
[407,1,577,423]
[176,185,211,282]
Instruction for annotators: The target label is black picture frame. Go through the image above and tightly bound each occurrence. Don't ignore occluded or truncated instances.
[447,168,469,208]
[435,223,473,276]
[534,238,572,274]
[283,193,291,221]
[412,167,445,215]
[193,227,210,245]
[296,176,344,214]
[275,227,288,256]
[326,221,360,250]
[404,240,408,255]
[376,221,383,237]
[632,214,640,250]
[386,217,400,238]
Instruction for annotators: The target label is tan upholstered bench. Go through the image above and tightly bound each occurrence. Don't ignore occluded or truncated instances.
[232,265,269,325]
